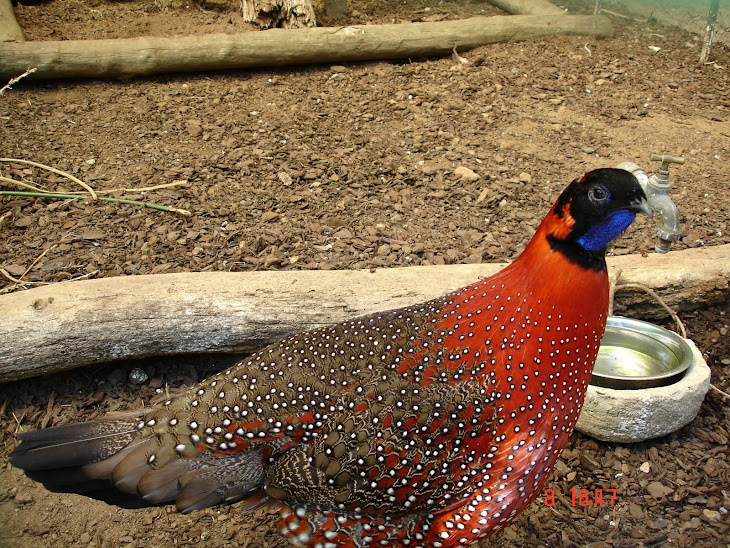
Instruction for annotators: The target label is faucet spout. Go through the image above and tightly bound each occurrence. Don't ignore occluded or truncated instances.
[616,157,684,253]
[645,184,682,253]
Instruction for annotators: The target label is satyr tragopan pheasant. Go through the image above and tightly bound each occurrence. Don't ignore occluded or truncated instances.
[12,168,651,547]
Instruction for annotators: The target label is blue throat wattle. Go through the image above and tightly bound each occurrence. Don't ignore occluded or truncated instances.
[576,210,637,251]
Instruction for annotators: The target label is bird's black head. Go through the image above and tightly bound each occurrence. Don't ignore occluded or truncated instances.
[547,168,651,270]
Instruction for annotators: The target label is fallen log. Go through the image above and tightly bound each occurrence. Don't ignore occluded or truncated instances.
[0,14,611,81]
[1,245,728,383]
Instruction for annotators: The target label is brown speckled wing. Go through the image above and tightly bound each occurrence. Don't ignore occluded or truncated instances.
[263,375,498,515]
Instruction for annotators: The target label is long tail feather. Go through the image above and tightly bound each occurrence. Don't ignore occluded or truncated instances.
[10,420,138,471]
[10,419,147,506]
[12,419,269,515]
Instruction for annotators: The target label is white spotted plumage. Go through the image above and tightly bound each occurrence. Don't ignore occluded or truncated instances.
[11,169,650,548]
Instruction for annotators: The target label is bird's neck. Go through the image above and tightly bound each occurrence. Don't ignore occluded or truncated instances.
[532,198,609,272]
[494,216,610,310]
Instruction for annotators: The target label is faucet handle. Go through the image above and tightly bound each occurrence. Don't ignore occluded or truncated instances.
[650,154,685,172]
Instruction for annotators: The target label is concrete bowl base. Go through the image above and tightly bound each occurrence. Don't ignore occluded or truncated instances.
[576,339,711,443]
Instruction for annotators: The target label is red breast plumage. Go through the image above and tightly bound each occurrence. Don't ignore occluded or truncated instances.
[11,168,650,547]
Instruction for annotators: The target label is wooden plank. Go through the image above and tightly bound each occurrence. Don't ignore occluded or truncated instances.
[1,245,728,382]
[0,14,612,81]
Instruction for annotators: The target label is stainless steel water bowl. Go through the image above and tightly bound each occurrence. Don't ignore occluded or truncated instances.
[592,317,693,390]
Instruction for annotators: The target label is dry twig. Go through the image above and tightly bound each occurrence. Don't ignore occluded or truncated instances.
[710,384,730,401]
[0,158,98,199]
[0,190,192,216]
[0,267,47,286]
[11,411,25,434]
[0,174,49,193]
[0,267,25,284]
[64,179,191,196]
[21,234,73,281]
[0,68,37,96]
[451,46,470,65]
[1,160,191,214]
[614,282,687,338]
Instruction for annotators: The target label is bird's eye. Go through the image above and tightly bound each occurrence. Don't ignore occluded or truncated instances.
[588,185,610,205]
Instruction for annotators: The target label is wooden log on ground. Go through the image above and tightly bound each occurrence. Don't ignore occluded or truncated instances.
[1,245,728,383]
[486,0,564,16]
[0,14,612,81]
[0,0,25,43]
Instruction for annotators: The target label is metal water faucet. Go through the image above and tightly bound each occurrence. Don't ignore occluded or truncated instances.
[616,154,684,253]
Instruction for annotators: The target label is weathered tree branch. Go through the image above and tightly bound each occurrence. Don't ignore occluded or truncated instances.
[0,14,612,81]
[1,245,728,383]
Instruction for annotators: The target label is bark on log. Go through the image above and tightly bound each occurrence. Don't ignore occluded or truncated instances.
[1,245,728,383]
[0,14,612,81]
[0,0,25,43]
[486,0,565,16]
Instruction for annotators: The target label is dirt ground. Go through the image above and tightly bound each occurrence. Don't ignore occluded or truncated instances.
[1,0,729,546]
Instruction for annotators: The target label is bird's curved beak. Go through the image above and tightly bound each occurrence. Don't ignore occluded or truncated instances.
[630,197,653,218]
